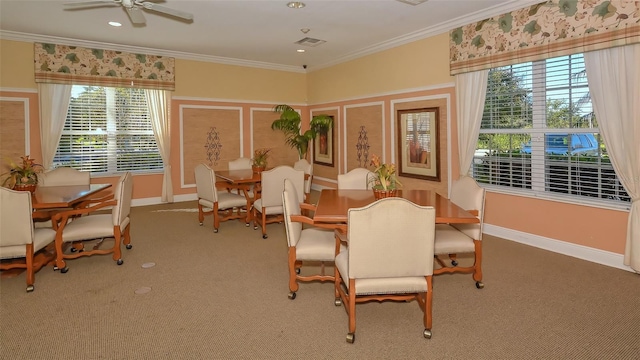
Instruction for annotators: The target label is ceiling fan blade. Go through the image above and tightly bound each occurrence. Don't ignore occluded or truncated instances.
[141,3,194,20]
[125,6,146,24]
[63,0,120,9]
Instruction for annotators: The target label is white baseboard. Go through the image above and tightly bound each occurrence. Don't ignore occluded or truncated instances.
[483,223,634,273]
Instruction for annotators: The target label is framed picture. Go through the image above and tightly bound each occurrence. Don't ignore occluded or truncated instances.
[397,108,440,181]
[314,116,334,167]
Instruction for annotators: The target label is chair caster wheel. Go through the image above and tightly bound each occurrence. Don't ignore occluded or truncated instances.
[26,285,34,292]
[117,259,123,265]
[451,260,458,266]
[346,333,355,344]
[475,281,484,289]
[126,244,132,250]
[262,234,268,239]
[70,248,77,253]
[245,223,250,227]
[334,298,342,306]
[254,226,258,230]
[295,268,301,274]
[199,222,203,226]
[288,292,296,300]
[61,267,69,273]
[214,228,219,233]
[423,329,432,339]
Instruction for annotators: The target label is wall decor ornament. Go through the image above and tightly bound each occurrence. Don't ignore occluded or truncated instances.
[204,127,223,166]
[355,125,370,168]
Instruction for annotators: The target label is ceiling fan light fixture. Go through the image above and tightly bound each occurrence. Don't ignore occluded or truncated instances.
[287,2,305,9]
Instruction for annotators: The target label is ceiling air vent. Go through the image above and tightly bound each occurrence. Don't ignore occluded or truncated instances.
[395,0,428,5]
[295,37,326,47]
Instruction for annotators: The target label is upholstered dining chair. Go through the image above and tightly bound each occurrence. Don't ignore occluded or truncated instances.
[0,187,57,292]
[293,158,313,203]
[51,172,133,273]
[38,167,90,186]
[334,197,436,344]
[434,175,485,289]
[337,168,375,190]
[35,167,107,227]
[195,163,250,232]
[225,157,255,200]
[282,178,343,299]
[252,165,304,239]
[228,157,252,170]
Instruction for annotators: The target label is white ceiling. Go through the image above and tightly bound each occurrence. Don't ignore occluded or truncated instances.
[0,0,541,72]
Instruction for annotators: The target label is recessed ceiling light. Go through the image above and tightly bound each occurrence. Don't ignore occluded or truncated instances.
[297,49,305,53]
[108,21,122,27]
[287,2,305,9]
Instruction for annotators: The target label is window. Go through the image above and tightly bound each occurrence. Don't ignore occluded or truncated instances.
[471,54,630,204]
[54,86,163,174]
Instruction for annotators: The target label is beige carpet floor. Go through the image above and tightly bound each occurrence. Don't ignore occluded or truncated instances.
[1,199,639,360]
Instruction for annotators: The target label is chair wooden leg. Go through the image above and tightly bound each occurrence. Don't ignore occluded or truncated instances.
[111,226,122,264]
[473,240,483,282]
[198,203,205,225]
[424,276,433,330]
[261,208,267,238]
[288,247,298,292]
[348,279,357,334]
[213,203,220,232]
[54,234,67,272]
[25,243,35,292]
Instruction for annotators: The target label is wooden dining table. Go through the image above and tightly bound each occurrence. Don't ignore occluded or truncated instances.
[313,189,479,225]
[31,183,113,211]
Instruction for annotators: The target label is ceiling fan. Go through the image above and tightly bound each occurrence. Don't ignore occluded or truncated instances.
[63,0,194,25]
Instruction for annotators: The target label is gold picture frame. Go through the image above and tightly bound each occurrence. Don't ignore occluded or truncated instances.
[397,108,440,181]
[313,116,334,167]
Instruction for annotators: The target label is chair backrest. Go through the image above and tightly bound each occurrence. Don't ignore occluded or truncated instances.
[260,166,304,208]
[449,176,485,240]
[347,197,435,279]
[282,178,302,247]
[337,168,374,190]
[194,163,218,203]
[0,187,34,249]
[38,167,90,187]
[293,159,313,194]
[112,172,133,227]
[228,157,252,170]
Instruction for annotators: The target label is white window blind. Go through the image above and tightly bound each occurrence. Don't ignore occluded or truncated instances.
[472,54,630,204]
[54,86,163,174]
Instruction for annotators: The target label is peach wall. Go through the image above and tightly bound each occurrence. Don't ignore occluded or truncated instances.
[307,33,453,103]
[0,40,35,88]
[174,59,307,103]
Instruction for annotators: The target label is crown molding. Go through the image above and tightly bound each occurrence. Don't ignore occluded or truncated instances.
[0,0,542,73]
[0,30,305,74]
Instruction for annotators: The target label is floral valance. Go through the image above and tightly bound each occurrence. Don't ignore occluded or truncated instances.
[34,43,175,91]
[450,0,640,75]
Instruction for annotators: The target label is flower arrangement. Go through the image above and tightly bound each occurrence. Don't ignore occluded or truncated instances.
[368,154,401,191]
[1,155,44,189]
[252,148,271,168]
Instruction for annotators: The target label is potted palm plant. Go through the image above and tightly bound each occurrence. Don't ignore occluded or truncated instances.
[1,155,44,193]
[271,104,333,160]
